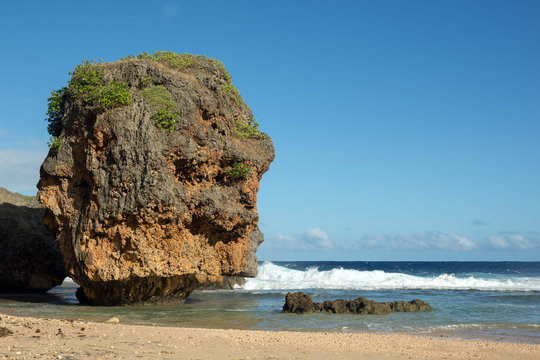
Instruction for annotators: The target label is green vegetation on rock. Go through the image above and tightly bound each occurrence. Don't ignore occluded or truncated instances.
[140,85,176,109]
[140,74,152,87]
[145,51,195,71]
[141,85,180,132]
[45,87,67,137]
[122,51,225,76]
[69,61,105,101]
[224,163,252,178]
[69,61,132,110]
[152,108,179,133]
[120,51,242,105]
[44,51,249,146]
[221,82,240,105]
[44,61,133,144]
[47,136,62,150]
[235,118,267,139]
[97,81,132,109]
[15,193,36,200]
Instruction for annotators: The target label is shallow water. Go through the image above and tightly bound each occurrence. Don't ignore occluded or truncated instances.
[0,261,538,344]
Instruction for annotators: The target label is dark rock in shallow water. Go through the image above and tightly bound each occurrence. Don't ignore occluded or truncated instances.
[283,292,431,315]
[0,187,66,292]
[390,298,432,312]
[38,53,274,305]
[282,291,319,314]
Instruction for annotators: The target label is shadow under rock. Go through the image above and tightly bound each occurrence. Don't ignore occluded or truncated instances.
[0,291,73,305]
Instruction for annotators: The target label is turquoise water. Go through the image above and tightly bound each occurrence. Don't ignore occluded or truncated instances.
[0,261,538,344]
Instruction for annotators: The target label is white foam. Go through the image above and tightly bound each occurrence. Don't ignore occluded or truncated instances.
[240,262,540,291]
[60,277,77,286]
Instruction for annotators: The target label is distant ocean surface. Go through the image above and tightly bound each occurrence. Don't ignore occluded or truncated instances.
[1,261,539,344]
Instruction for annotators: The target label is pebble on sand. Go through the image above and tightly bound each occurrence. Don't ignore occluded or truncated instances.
[105,317,120,324]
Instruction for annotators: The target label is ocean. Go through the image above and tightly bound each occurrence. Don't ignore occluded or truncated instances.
[1,261,538,344]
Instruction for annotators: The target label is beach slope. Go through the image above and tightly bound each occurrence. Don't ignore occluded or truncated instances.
[0,314,538,359]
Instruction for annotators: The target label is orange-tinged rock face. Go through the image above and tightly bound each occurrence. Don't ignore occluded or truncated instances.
[38,57,274,305]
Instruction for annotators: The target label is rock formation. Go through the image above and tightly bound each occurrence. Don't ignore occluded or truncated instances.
[196,276,245,290]
[38,52,274,305]
[0,187,66,292]
[283,292,431,315]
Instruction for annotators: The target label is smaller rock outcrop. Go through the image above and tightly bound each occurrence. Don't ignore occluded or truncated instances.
[0,188,66,292]
[283,292,431,315]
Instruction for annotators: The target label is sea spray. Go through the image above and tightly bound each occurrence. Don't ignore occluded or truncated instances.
[240,262,540,291]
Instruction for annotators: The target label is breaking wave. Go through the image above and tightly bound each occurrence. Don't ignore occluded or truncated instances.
[240,262,540,291]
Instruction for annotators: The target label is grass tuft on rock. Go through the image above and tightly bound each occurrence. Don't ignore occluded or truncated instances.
[140,85,180,132]
[69,61,132,110]
[152,108,179,133]
[140,86,177,109]
[235,118,267,140]
[224,163,252,179]
[44,61,133,146]
[120,51,241,105]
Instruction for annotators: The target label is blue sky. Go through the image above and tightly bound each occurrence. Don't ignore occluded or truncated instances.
[0,1,538,261]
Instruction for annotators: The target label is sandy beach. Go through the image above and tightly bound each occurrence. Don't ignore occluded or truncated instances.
[0,314,538,359]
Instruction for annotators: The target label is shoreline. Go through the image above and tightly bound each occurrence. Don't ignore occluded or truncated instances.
[2,300,538,346]
[1,313,538,359]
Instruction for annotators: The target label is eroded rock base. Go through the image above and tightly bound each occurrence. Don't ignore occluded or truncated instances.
[196,276,245,290]
[75,275,199,305]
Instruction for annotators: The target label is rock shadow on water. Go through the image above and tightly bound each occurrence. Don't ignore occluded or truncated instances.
[0,291,72,305]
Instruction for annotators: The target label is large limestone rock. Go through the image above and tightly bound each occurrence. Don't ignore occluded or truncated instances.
[38,53,274,305]
[0,188,66,292]
[283,292,431,315]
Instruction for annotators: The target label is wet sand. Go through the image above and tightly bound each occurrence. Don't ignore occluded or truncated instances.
[0,313,538,359]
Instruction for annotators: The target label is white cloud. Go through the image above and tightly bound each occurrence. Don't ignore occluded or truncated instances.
[357,231,540,252]
[0,148,48,194]
[488,232,539,250]
[267,230,478,253]
[489,234,509,249]
[264,229,540,256]
[267,228,334,251]
[302,228,333,249]
[271,233,296,246]
[358,231,476,252]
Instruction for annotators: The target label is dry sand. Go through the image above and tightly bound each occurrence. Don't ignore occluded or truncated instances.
[0,313,538,359]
